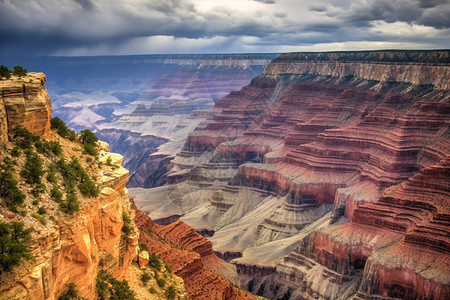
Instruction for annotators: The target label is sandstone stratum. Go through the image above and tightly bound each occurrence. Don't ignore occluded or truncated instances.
[132,50,450,299]
[0,73,250,299]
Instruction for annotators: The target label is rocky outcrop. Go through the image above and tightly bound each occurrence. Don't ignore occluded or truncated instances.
[134,210,256,300]
[0,73,52,144]
[133,50,450,299]
[0,75,139,299]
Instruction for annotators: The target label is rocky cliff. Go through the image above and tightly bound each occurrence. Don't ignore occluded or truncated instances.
[0,73,52,145]
[132,50,450,299]
[0,72,257,299]
[0,73,142,299]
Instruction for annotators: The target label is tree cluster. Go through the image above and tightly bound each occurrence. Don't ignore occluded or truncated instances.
[0,221,33,273]
[50,117,76,141]
[96,272,136,300]
[0,65,27,79]
[0,159,25,211]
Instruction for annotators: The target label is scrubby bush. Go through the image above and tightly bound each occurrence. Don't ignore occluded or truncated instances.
[148,252,162,270]
[0,221,33,273]
[58,283,83,300]
[156,277,166,288]
[79,129,98,156]
[121,213,132,235]
[55,157,98,198]
[60,191,79,214]
[166,285,176,300]
[0,65,11,79]
[139,243,149,252]
[12,65,27,77]
[51,117,76,141]
[11,126,39,149]
[141,272,151,284]
[20,151,44,184]
[96,272,136,300]
[38,206,46,215]
[31,212,46,225]
[31,183,46,197]
[50,185,63,202]
[36,140,62,156]
[47,171,57,184]
[149,287,157,294]
[0,160,25,211]
[10,146,21,157]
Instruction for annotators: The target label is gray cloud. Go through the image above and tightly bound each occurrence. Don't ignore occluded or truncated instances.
[0,0,448,62]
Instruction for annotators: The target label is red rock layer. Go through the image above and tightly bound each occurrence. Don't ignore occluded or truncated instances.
[292,159,450,299]
[134,210,256,300]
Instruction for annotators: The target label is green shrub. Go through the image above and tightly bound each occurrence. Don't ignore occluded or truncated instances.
[50,185,63,202]
[121,213,132,235]
[57,282,84,300]
[139,243,149,252]
[79,129,99,156]
[37,206,46,215]
[78,178,98,197]
[51,117,76,141]
[43,140,63,156]
[0,65,11,79]
[60,191,79,214]
[96,272,136,300]
[12,65,27,77]
[0,221,33,273]
[10,146,21,157]
[83,144,98,156]
[149,287,157,294]
[156,277,166,288]
[166,265,172,273]
[31,183,46,197]
[0,160,25,211]
[31,212,46,225]
[141,272,151,284]
[166,285,176,300]
[148,252,162,270]
[47,171,57,184]
[11,126,39,149]
[20,151,44,184]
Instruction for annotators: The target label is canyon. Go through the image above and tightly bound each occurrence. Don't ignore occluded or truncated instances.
[24,54,277,188]
[0,73,249,299]
[1,50,449,299]
[132,50,450,299]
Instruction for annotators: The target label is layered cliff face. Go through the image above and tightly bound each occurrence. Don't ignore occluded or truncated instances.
[0,74,140,299]
[134,210,256,300]
[0,73,52,145]
[132,50,450,299]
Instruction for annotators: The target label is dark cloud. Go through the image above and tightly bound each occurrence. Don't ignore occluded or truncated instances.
[253,0,276,4]
[73,0,95,10]
[417,0,449,9]
[0,0,448,61]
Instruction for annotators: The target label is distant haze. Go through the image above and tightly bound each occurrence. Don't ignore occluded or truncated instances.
[1,0,449,62]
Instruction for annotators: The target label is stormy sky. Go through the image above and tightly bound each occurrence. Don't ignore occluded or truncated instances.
[1,0,449,59]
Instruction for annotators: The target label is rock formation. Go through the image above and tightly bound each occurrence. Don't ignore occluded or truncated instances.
[0,73,52,144]
[0,74,141,299]
[0,72,257,300]
[134,209,256,300]
[132,50,450,299]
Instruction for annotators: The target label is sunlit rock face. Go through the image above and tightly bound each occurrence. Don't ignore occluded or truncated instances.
[0,76,138,299]
[0,73,52,144]
[132,50,450,299]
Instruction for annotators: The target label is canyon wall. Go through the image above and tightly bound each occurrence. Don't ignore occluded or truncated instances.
[0,73,52,144]
[133,50,450,299]
[0,74,140,299]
